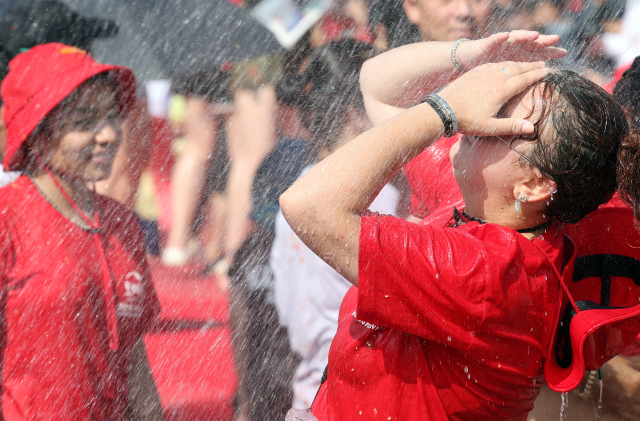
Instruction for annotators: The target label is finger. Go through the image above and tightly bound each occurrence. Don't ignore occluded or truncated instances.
[534,34,561,47]
[485,117,536,136]
[506,66,550,89]
[529,47,568,61]
[480,32,510,52]
[507,30,540,44]
[489,32,510,44]
[497,61,547,77]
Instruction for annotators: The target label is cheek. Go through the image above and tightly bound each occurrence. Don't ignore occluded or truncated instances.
[58,135,94,162]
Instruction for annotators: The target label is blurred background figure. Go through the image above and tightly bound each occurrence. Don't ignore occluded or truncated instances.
[367,0,418,50]
[161,66,235,267]
[271,38,401,410]
[226,48,312,421]
[565,0,626,83]
[401,0,494,42]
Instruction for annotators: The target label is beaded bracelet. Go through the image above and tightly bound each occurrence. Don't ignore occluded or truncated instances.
[423,94,458,137]
[451,38,470,73]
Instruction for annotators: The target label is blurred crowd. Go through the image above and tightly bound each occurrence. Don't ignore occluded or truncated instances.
[1,0,640,421]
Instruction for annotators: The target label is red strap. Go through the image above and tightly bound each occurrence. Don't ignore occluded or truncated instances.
[35,153,119,350]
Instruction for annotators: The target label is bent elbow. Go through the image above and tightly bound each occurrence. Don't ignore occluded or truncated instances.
[279,188,308,228]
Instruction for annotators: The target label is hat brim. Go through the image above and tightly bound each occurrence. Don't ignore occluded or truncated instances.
[545,304,640,392]
[3,63,136,171]
[544,207,640,392]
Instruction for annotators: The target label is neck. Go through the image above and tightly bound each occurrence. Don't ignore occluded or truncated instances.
[464,202,550,240]
[29,170,95,217]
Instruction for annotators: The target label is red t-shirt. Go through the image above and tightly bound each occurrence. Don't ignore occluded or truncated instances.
[0,176,160,420]
[312,212,572,421]
[403,135,462,219]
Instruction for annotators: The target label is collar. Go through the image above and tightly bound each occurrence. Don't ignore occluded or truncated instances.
[453,206,551,234]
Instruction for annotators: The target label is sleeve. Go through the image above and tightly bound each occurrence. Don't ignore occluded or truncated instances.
[123,209,161,333]
[357,213,509,349]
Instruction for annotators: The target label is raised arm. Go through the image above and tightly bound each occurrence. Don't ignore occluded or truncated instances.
[280,61,550,286]
[361,31,566,125]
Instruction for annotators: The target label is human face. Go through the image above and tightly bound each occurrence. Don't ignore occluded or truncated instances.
[36,80,123,183]
[449,86,543,217]
[404,0,486,41]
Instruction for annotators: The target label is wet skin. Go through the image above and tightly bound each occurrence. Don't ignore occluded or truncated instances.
[450,85,545,221]
[34,81,123,184]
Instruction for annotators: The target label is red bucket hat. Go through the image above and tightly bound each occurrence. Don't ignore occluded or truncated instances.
[545,207,640,392]
[1,42,136,171]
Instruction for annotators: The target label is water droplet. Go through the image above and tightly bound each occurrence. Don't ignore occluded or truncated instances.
[559,392,569,421]
[598,378,604,410]
[447,336,452,342]
[464,366,469,373]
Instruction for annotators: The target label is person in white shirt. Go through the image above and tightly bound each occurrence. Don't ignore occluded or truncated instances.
[270,39,401,409]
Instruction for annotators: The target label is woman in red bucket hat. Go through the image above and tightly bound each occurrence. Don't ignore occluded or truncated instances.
[280,31,640,421]
[0,43,162,420]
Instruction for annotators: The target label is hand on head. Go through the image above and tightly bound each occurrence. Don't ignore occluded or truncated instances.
[456,30,567,70]
[438,61,549,136]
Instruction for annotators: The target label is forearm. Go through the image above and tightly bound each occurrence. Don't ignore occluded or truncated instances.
[360,41,460,124]
[280,103,444,285]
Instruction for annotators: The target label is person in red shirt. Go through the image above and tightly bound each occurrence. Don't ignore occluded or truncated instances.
[0,43,162,420]
[279,30,640,421]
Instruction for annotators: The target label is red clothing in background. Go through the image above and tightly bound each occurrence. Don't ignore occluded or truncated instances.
[0,176,160,420]
[403,135,462,219]
[312,212,572,421]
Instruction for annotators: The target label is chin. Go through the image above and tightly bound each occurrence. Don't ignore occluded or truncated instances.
[81,169,112,183]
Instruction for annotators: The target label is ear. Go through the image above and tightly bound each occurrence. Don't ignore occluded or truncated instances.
[403,0,423,26]
[512,168,555,205]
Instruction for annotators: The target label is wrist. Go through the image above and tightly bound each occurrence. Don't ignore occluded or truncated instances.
[454,40,480,72]
[423,94,458,138]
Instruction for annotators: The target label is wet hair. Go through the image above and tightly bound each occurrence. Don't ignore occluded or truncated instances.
[368,0,420,48]
[613,56,640,130]
[276,38,378,158]
[613,57,640,220]
[172,67,233,104]
[520,70,634,223]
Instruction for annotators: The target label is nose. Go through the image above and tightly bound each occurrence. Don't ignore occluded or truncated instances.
[95,123,120,145]
[454,0,472,18]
